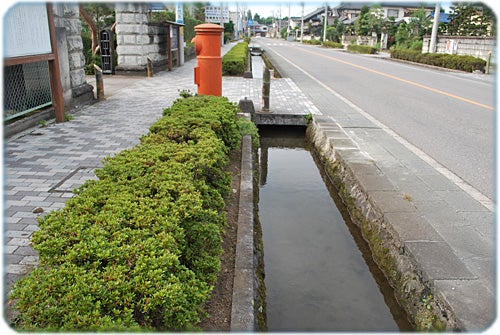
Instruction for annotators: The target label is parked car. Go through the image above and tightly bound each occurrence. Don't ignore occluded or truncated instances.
[249,43,263,56]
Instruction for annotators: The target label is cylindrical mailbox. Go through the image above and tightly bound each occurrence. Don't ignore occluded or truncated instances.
[192,23,224,96]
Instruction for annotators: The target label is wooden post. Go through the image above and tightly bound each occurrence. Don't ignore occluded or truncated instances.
[94,64,104,100]
[147,57,153,77]
[262,66,270,111]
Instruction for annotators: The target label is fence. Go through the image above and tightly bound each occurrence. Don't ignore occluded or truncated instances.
[4,61,52,121]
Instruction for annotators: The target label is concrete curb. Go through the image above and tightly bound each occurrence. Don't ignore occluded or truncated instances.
[307,116,494,331]
[230,135,255,331]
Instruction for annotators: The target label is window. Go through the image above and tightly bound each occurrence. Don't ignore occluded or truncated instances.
[387,9,399,18]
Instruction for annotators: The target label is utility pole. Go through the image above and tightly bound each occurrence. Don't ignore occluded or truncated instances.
[220,2,224,45]
[300,2,304,43]
[429,3,440,53]
[287,3,290,40]
[322,3,328,41]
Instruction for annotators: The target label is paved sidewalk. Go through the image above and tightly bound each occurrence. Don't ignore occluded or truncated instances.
[3,43,319,294]
[3,41,495,331]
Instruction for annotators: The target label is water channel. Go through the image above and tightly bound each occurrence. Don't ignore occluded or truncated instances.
[257,126,412,332]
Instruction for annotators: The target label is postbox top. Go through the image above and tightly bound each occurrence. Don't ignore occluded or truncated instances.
[194,23,224,34]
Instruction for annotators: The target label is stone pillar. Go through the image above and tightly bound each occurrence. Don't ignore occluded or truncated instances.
[115,3,152,75]
[52,3,94,107]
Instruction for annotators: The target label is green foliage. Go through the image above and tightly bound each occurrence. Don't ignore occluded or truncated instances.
[184,17,203,43]
[347,44,377,54]
[390,49,486,72]
[222,41,248,76]
[64,113,74,121]
[10,96,252,331]
[322,41,343,49]
[447,3,495,37]
[151,10,175,22]
[303,39,322,45]
[354,5,384,36]
[236,117,260,146]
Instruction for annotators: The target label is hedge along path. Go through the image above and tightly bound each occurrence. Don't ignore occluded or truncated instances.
[222,41,249,76]
[9,96,257,332]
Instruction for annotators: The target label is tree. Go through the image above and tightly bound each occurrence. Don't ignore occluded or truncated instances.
[354,5,371,36]
[80,3,115,55]
[407,6,432,38]
[395,21,410,46]
[447,2,495,36]
[354,5,384,36]
[326,18,345,42]
[191,2,207,21]
[367,5,384,36]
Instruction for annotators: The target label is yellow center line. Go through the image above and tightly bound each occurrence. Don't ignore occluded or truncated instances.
[300,47,494,111]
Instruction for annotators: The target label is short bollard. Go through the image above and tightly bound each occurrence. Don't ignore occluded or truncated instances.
[147,57,153,77]
[262,66,270,111]
[94,64,104,100]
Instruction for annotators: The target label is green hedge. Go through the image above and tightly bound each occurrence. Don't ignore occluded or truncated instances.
[303,39,322,45]
[322,41,343,49]
[347,44,377,54]
[10,96,255,332]
[222,41,248,76]
[390,49,486,73]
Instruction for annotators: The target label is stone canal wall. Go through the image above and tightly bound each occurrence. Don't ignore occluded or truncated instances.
[306,117,461,331]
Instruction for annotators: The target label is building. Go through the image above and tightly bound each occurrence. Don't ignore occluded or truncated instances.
[333,2,435,24]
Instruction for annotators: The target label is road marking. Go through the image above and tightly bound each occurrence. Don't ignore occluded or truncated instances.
[299,48,494,111]
[269,47,494,211]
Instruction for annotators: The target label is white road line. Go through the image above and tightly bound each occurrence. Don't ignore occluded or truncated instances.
[270,47,494,212]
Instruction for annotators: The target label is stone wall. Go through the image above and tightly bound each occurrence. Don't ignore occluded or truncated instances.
[422,36,495,62]
[52,4,94,108]
[115,3,169,75]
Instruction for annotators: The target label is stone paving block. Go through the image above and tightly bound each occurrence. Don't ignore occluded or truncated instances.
[458,211,494,238]
[405,241,476,280]
[434,279,494,331]
[435,190,489,212]
[384,212,444,242]
[368,190,417,213]
[355,173,395,192]
[418,173,462,192]
[434,224,493,260]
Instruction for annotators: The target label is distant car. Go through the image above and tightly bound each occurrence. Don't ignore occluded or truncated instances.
[249,43,263,56]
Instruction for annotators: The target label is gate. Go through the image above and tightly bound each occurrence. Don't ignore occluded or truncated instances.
[100,29,115,74]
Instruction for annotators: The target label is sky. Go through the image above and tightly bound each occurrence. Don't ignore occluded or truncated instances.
[227,1,332,18]
[220,1,498,20]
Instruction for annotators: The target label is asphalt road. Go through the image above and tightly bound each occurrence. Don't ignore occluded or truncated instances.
[259,38,495,201]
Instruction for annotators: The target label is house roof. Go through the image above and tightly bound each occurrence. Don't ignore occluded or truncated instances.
[431,12,452,23]
[335,2,435,10]
[303,7,330,21]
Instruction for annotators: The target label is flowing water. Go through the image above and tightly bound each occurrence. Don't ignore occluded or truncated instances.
[257,126,412,331]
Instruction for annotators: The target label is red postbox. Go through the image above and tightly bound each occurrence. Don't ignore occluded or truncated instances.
[192,23,224,96]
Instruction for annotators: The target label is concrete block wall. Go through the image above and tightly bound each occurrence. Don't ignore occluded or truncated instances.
[115,3,169,75]
[53,3,94,108]
[422,36,495,62]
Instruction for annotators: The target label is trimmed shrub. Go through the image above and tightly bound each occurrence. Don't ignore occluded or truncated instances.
[390,49,486,73]
[222,41,248,76]
[303,39,322,45]
[10,96,251,331]
[347,44,377,54]
[322,41,343,49]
